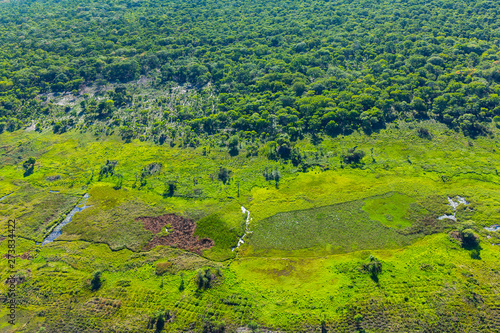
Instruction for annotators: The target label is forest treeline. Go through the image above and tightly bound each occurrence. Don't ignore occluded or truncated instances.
[1,0,500,140]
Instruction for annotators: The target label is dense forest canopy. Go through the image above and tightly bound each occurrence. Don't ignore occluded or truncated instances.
[1,0,500,140]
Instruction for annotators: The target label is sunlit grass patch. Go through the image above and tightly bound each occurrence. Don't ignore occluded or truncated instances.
[194,214,240,261]
[362,192,417,229]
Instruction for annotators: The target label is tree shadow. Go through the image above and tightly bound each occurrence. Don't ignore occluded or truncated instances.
[459,234,482,259]
[228,147,239,156]
[23,166,34,177]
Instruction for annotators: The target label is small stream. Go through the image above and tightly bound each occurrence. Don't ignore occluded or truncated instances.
[484,225,500,232]
[437,196,469,221]
[0,192,13,202]
[232,206,253,251]
[41,193,91,246]
[435,196,500,235]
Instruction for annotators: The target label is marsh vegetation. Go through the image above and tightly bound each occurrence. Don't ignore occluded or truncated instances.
[1,0,500,331]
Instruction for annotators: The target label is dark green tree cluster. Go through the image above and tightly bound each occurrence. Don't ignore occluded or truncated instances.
[163,180,178,198]
[2,0,500,140]
[195,267,221,290]
[217,167,231,184]
[342,147,366,166]
[450,221,481,259]
[202,316,226,333]
[22,157,36,177]
[98,160,117,180]
[196,268,214,290]
[263,166,281,188]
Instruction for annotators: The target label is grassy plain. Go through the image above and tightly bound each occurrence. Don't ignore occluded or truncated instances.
[1,121,500,331]
[247,199,421,256]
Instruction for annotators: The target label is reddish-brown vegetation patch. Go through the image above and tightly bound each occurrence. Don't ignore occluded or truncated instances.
[138,214,214,255]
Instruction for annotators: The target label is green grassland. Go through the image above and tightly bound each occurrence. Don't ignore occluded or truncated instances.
[1,121,500,332]
[247,198,422,256]
[362,192,417,229]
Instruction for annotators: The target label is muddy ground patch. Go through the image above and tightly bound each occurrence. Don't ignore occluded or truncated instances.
[139,214,214,255]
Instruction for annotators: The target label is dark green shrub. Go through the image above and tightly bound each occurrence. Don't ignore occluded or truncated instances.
[342,147,365,165]
[22,157,36,177]
[196,268,214,290]
[90,271,102,291]
[218,167,230,184]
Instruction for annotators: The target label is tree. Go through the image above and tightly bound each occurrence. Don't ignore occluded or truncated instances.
[23,157,36,170]
[291,148,302,167]
[218,166,230,184]
[196,268,215,290]
[155,311,165,332]
[52,121,67,134]
[342,147,365,165]
[120,126,135,142]
[202,317,226,333]
[96,99,115,118]
[273,167,281,188]
[292,81,307,96]
[98,160,117,180]
[228,135,239,156]
[23,157,36,177]
[147,310,171,332]
[113,174,123,190]
[2,0,500,142]
[90,271,102,291]
[164,180,177,197]
[470,249,481,260]
[105,60,140,82]
[362,255,382,282]
[451,220,480,251]
[416,127,432,139]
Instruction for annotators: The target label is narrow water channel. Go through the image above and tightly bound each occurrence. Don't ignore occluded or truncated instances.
[232,206,253,251]
[41,193,91,246]
[0,192,13,201]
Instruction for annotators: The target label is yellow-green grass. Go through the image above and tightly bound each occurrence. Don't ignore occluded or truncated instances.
[362,192,418,229]
[231,233,500,330]
[0,231,499,331]
[1,121,500,331]
[193,214,243,261]
[246,198,422,256]
[0,185,81,242]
